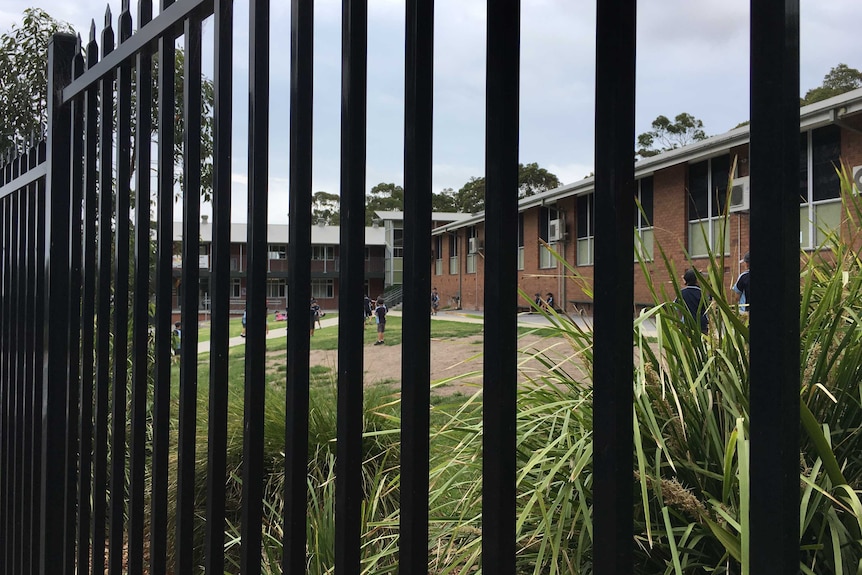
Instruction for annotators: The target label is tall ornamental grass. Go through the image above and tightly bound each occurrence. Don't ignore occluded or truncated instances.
[426,161,862,574]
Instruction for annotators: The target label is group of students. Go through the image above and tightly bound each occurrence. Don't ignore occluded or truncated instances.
[364,294,388,345]
[678,251,751,335]
[534,292,555,312]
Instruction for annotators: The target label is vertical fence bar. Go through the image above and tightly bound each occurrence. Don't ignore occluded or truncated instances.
[400,0,433,571]
[0,194,8,575]
[176,13,202,575]
[129,3,154,575]
[283,0,313,570]
[336,0,367,572]
[749,0,800,572]
[482,2,520,573]
[240,1,269,573]
[92,13,116,575]
[108,7,133,574]
[12,189,22,575]
[151,1,176,571]
[32,142,47,575]
[593,0,637,572]
[204,1,232,572]
[26,179,41,575]
[40,32,76,575]
[77,26,100,573]
[62,38,85,575]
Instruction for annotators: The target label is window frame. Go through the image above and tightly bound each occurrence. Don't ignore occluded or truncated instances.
[635,177,655,262]
[268,244,286,260]
[540,206,560,269]
[311,278,334,299]
[576,195,594,266]
[687,156,731,257]
[312,245,335,261]
[799,126,842,249]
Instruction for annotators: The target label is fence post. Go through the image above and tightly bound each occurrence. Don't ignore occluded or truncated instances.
[40,32,76,575]
[749,1,800,571]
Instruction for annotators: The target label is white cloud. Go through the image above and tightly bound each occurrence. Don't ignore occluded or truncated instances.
[5,0,862,223]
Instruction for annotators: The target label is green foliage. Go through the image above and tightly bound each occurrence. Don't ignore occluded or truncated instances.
[454,163,561,214]
[426,163,862,574]
[432,187,458,212]
[365,182,405,224]
[518,161,562,197]
[0,9,215,200]
[0,8,73,157]
[802,63,862,106]
[312,191,341,225]
[637,113,707,158]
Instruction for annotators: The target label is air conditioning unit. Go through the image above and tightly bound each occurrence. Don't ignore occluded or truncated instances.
[548,218,565,242]
[853,165,862,191]
[468,237,482,253]
[729,176,750,212]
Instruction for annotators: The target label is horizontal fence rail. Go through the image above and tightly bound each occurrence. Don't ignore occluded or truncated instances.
[0,0,804,573]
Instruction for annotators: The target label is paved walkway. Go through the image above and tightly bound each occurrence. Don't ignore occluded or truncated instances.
[197,308,655,353]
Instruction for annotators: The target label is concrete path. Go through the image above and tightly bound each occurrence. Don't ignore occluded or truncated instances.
[197,308,655,353]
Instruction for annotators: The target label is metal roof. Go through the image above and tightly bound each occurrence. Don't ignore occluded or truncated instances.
[432,87,862,234]
[173,222,386,245]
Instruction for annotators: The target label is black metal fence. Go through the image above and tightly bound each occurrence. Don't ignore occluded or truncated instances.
[0,0,800,574]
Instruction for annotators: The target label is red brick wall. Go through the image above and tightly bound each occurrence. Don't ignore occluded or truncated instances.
[428,123,862,313]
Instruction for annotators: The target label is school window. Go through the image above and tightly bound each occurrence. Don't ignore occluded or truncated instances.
[268,244,286,260]
[517,213,525,270]
[434,235,443,275]
[267,279,286,298]
[539,206,560,269]
[466,226,477,273]
[449,233,459,275]
[800,125,842,249]
[576,195,594,266]
[393,228,404,258]
[687,155,731,257]
[312,246,335,260]
[231,278,241,298]
[635,177,655,262]
[311,278,334,299]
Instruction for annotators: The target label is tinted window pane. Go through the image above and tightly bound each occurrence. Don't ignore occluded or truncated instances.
[577,195,590,239]
[711,155,730,214]
[688,161,709,219]
[638,177,654,226]
[800,132,808,203]
[812,125,841,202]
[539,207,550,241]
[518,213,524,246]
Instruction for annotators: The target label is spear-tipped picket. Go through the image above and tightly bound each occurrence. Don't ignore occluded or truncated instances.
[138,0,153,28]
[119,0,132,43]
[87,23,99,70]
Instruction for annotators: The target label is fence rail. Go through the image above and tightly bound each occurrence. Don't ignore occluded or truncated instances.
[0,0,802,574]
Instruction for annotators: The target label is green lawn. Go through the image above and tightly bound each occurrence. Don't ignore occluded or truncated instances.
[196,313,339,343]
[262,315,485,351]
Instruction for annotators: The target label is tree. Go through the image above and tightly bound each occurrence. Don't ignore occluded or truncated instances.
[518,162,561,197]
[312,191,341,225]
[802,64,862,106]
[365,182,404,224]
[0,9,215,201]
[432,188,457,212]
[637,113,707,158]
[455,177,486,213]
[0,8,73,156]
[452,162,561,214]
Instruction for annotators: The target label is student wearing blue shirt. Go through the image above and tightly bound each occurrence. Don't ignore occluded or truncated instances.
[373,297,387,345]
[733,252,750,313]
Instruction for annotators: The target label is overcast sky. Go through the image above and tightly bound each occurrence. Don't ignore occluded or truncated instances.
[2,0,860,223]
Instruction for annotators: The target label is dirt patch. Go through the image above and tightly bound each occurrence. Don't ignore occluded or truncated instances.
[296,333,586,396]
